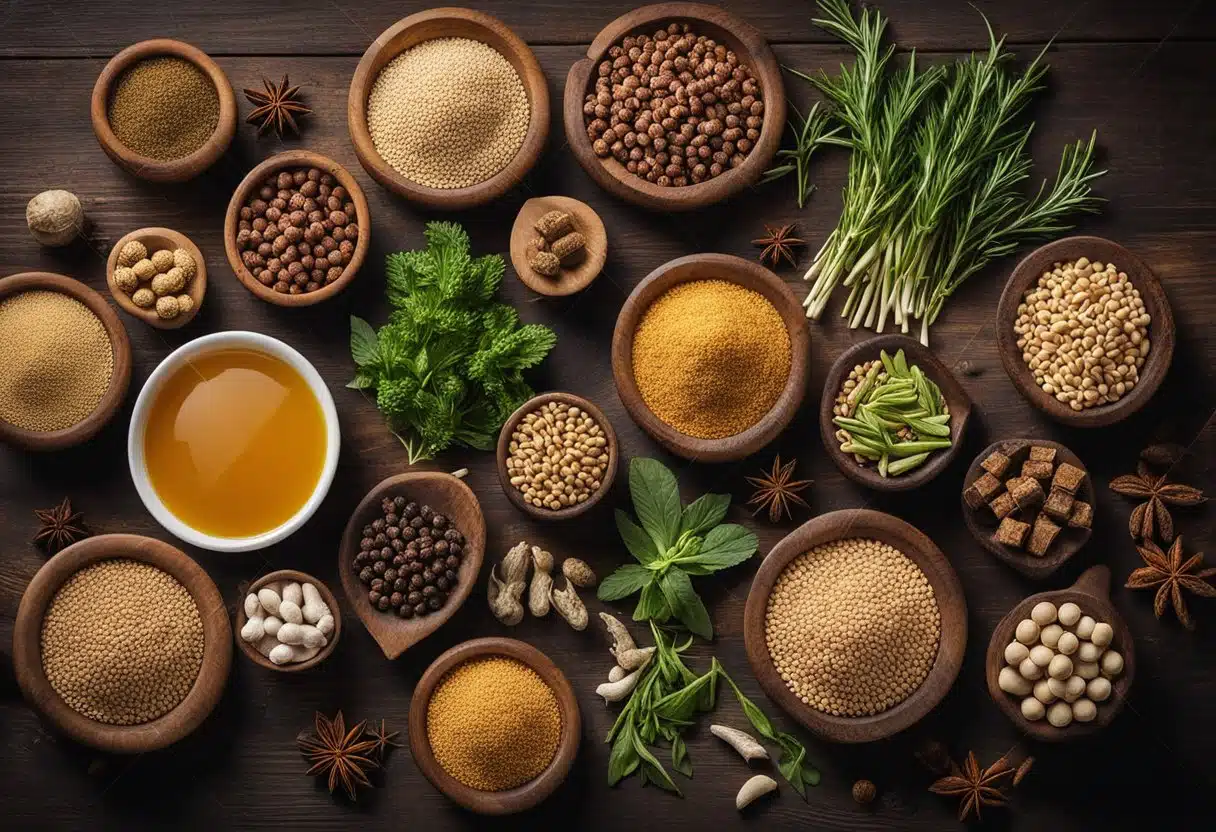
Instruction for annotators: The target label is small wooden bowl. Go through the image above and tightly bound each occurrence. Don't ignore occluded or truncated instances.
[347,8,550,210]
[338,472,486,660]
[743,509,967,743]
[408,637,580,814]
[90,39,237,183]
[820,335,972,492]
[12,534,232,753]
[996,236,1174,427]
[496,392,619,521]
[234,570,342,673]
[563,3,786,212]
[509,196,607,297]
[0,272,132,452]
[962,439,1095,580]
[105,227,206,329]
[224,150,371,307]
[986,565,1134,741]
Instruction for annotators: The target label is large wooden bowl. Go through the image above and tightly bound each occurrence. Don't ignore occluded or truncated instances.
[509,196,608,297]
[347,8,549,210]
[563,3,786,212]
[338,472,486,660]
[996,236,1174,427]
[0,272,132,452]
[234,569,342,673]
[611,253,809,462]
[224,150,371,308]
[90,39,237,183]
[105,227,206,329]
[12,534,232,753]
[408,637,580,814]
[986,565,1134,741]
[743,510,967,743]
[819,334,972,492]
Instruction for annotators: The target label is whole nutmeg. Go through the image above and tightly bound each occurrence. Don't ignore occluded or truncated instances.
[27,190,83,247]
[851,779,876,805]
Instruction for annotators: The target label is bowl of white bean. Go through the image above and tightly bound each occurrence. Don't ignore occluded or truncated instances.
[235,570,341,672]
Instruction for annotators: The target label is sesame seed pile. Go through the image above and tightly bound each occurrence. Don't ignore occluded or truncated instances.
[40,559,205,725]
[426,656,561,791]
[765,539,941,717]
[366,38,530,189]
[107,56,219,161]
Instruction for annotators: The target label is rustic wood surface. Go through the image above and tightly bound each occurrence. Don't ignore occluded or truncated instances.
[1,1,1213,828]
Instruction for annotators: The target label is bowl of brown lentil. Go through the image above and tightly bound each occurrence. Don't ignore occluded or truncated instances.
[12,534,232,754]
[105,227,207,329]
[90,38,237,183]
[347,8,550,211]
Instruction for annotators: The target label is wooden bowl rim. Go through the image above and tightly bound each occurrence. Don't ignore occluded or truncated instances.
[407,637,581,814]
[12,534,232,753]
[347,7,550,210]
[223,149,371,307]
[996,235,1174,427]
[495,391,620,521]
[0,272,132,451]
[818,334,972,492]
[105,227,207,329]
[234,569,343,672]
[508,195,608,297]
[742,509,968,743]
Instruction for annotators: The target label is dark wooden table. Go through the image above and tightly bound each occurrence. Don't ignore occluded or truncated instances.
[2,2,1214,828]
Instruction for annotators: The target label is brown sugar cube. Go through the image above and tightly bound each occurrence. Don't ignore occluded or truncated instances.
[963,484,986,510]
[974,472,1004,501]
[1008,476,1045,509]
[1021,459,1055,480]
[1068,501,1093,529]
[989,492,1018,520]
[550,231,586,264]
[1052,462,1087,494]
[1028,515,1062,556]
[1029,446,1058,464]
[1043,488,1075,521]
[534,210,574,243]
[995,517,1031,548]
[980,451,1011,478]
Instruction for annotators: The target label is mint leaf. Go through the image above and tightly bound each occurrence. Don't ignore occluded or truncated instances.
[630,458,682,553]
[608,724,640,785]
[671,734,692,777]
[350,316,380,367]
[346,371,376,390]
[634,581,670,622]
[680,493,730,536]
[598,564,653,601]
[659,568,713,640]
[683,524,758,571]
[615,510,659,564]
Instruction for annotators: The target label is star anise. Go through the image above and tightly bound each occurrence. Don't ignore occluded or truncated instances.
[364,719,401,761]
[745,455,812,523]
[928,751,1016,822]
[1109,450,1206,542]
[297,711,378,800]
[752,223,805,269]
[244,75,311,137]
[33,497,90,554]
[1126,536,1216,630]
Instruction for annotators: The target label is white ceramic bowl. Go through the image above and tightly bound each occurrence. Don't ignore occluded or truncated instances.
[128,331,340,552]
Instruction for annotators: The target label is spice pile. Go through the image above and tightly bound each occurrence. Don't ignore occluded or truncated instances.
[113,238,198,320]
[504,400,609,511]
[241,579,335,666]
[108,56,219,160]
[525,209,587,278]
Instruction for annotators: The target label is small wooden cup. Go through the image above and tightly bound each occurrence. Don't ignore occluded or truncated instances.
[509,196,607,297]
[234,569,342,672]
[105,227,206,329]
[408,637,581,814]
[90,39,237,183]
[0,272,132,452]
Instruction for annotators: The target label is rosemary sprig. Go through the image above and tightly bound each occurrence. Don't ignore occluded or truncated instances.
[760,101,846,208]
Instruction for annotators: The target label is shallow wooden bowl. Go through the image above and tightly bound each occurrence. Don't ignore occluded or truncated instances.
[338,472,486,660]
[986,565,1134,741]
[224,150,371,308]
[563,3,786,212]
[509,196,608,297]
[12,534,232,753]
[819,335,972,492]
[0,272,132,452]
[743,509,967,743]
[347,8,550,210]
[496,392,619,521]
[996,236,1174,428]
[961,439,1095,580]
[105,227,206,329]
[90,39,237,183]
[408,637,581,814]
[611,253,809,462]
[234,569,342,673]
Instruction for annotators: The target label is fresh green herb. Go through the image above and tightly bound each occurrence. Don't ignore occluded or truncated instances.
[348,222,556,463]
[760,101,847,208]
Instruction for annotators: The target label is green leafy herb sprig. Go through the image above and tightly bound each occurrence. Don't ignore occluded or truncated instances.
[598,458,758,640]
[348,222,557,464]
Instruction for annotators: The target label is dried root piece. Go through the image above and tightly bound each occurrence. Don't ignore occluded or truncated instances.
[615,646,655,672]
[735,774,778,810]
[528,545,554,617]
[550,577,588,630]
[607,665,627,683]
[596,666,644,703]
[562,557,597,588]
[710,724,769,763]
[488,541,529,626]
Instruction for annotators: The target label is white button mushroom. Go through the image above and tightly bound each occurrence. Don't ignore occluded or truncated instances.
[1076,615,1096,639]
[1000,666,1034,696]
[1086,676,1112,702]
[1019,657,1043,680]
[1033,679,1057,704]
[1057,602,1082,627]
[1031,601,1058,626]
[1072,698,1097,722]
[1091,622,1114,648]
[1100,649,1124,677]
[1040,624,1064,650]
[1048,654,1074,680]
[1047,701,1074,727]
[1021,697,1046,721]
[1015,619,1041,645]
[1005,641,1030,666]
[1029,645,1055,667]
[1056,631,1079,656]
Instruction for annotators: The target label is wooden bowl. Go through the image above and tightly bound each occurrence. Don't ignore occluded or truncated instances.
[105,227,206,329]
[90,39,237,183]
[820,334,972,492]
[743,509,968,743]
[961,439,1095,580]
[347,8,549,211]
[496,392,619,521]
[12,534,232,753]
[996,236,1174,427]
[986,565,1134,741]
[611,253,809,462]
[408,637,580,814]
[234,569,342,672]
[338,472,486,660]
[224,150,371,307]
[0,272,132,452]
[563,3,786,211]
[509,196,607,297]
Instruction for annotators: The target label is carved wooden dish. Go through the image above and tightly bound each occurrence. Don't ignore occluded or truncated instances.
[509,196,608,297]
[105,227,206,329]
[234,569,342,673]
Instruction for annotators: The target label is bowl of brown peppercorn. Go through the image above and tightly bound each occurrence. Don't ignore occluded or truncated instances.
[338,472,486,660]
[224,150,370,307]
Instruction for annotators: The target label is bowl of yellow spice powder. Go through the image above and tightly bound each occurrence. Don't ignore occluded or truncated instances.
[409,637,580,815]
